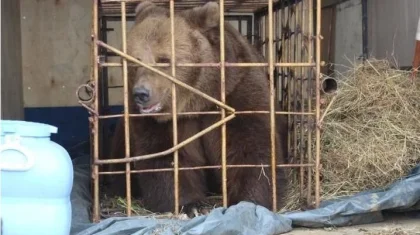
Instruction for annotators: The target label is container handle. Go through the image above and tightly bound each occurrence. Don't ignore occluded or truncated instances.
[0,135,35,172]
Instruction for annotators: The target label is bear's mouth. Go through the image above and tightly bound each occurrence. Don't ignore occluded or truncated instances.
[137,102,162,114]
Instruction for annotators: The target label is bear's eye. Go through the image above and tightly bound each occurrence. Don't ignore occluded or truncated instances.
[156,57,171,64]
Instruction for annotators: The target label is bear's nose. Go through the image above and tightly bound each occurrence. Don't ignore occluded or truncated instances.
[133,87,150,104]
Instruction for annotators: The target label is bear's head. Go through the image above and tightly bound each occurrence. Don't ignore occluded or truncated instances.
[126,1,223,122]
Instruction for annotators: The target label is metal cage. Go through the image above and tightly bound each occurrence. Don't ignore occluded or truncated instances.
[78,0,323,222]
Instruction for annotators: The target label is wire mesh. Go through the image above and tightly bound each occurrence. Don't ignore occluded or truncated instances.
[82,0,322,222]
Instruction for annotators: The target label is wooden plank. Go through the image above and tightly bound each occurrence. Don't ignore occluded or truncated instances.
[1,0,24,120]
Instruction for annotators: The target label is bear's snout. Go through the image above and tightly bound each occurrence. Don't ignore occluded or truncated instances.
[133,86,151,104]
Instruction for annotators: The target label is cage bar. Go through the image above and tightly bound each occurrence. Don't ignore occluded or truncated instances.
[99,163,315,175]
[219,0,228,208]
[169,0,180,215]
[91,0,100,223]
[267,0,277,211]
[99,62,317,67]
[314,0,321,208]
[306,0,314,208]
[120,1,132,217]
[299,0,305,199]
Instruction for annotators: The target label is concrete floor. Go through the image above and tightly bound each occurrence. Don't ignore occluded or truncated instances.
[287,214,420,235]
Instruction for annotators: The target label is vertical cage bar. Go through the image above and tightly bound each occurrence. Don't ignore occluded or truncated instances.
[268,0,277,212]
[254,15,260,48]
[246,16,252,44]
[99,16,109,159]
[291,3,298,185]
[169,0,180,215]
[92,0,100,223]
[263,15,266,57]
[285,3,292,164]
[306,0,314,208]
[299,0,306,200]
[219,0,228,208]
[275,10,279,102]
[121,1,132,217]
[293,0,302,198]
[308,0,313,64]
[315,0,322,208]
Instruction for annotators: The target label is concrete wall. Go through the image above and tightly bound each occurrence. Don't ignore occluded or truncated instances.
[368,0,420,68]
[333,0,363,74]
[2,0,24,120]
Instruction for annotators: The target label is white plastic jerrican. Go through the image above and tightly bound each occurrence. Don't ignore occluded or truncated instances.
[0,120,74,235]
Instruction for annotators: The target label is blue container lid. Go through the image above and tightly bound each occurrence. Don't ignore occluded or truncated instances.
[0,120,58,137]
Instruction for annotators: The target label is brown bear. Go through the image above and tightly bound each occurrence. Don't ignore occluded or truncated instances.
[102,1,289,216]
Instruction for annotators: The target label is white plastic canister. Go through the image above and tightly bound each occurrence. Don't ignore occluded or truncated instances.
[0,120,74,235]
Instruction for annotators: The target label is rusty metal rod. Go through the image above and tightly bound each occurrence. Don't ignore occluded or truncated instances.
[219,0,228,209]
[315,0,322,208]
[96,110,315,119]
[95,113,236,164]
[299,0,305,200]
[169,0,180,215]
[267,0,277,212]
[285,1,292,189]
[120,1,132,217]
[308,0,313,65]
[100,62,317,67]
[307,0,314,208]
[99,163,316,175]
[91,0,100,223]
[96,40,236,113]
[294,0,303,197]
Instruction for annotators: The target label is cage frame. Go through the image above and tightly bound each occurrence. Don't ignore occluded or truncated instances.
[79,0,323,223]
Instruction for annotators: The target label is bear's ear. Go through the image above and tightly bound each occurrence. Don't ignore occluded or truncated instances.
[181,2,220,32]
[134,1,169,24]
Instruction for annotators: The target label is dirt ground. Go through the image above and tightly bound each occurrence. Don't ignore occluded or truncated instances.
[287,214,420,235]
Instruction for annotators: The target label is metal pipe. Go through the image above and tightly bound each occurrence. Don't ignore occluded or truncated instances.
[99,163,316,175]
[306,0,314,209]
[219,0,228,208]
[321,77,338,94]
[315,0,322,208]
[169,0,180,215]
[299,0,305,201]
[91,0,100,223]
[99,62,317,67]
[120,1,132,217]
[96,110,315,119]
[268,0,277,212]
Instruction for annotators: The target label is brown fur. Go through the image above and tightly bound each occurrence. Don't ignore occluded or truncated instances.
[103,1,289,213]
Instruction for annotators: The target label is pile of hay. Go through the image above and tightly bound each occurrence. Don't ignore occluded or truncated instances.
[319,59,420,200]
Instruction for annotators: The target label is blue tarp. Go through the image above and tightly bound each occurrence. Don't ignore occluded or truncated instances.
[70,155,420,235]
